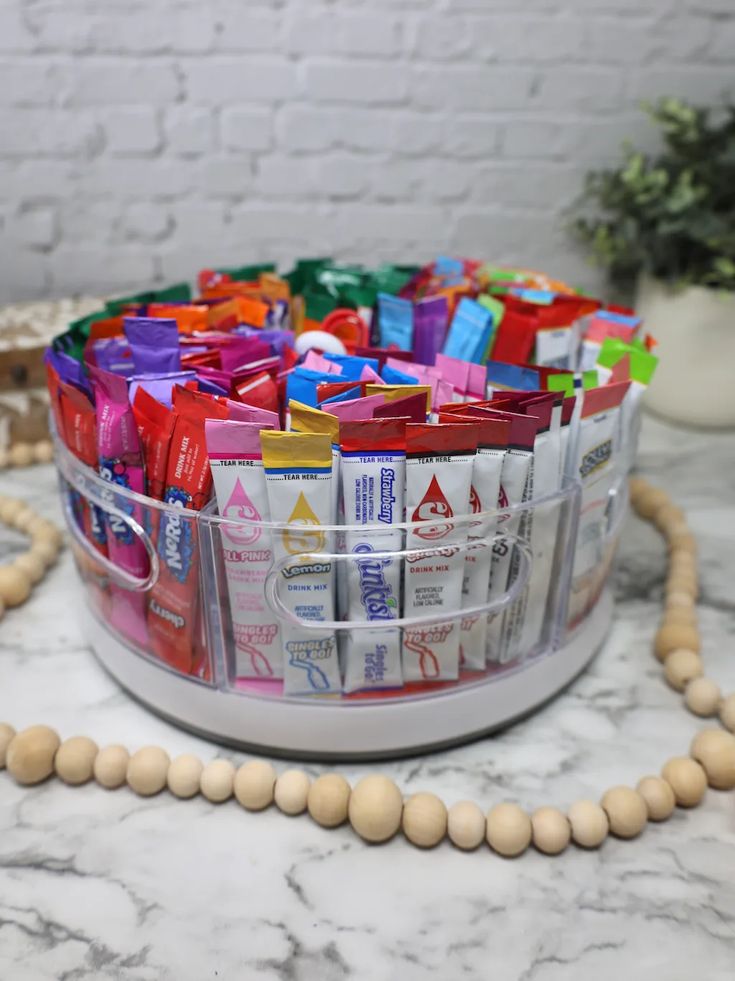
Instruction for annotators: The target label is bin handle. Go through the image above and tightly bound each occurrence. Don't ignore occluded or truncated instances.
[263,533,532,631]
[59,475,160,593]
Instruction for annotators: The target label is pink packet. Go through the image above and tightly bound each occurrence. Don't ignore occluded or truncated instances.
[206,419,280,680]
[219,398,279,428]
[435,353,471,401]
[91,367,149,648]
[359,364,383,383]
[323,393,387,421]
[219,338,272,373]
[302,350,343,374]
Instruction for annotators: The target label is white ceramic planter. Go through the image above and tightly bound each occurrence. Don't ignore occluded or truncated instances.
[636,275,735,428]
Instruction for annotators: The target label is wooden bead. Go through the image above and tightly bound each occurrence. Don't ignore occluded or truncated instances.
[531,806,570,855]
[684,677,721,717]
[661,757,706,807]
[8,442,34,468]
[654,624,700,662]
[0,566,32,607]
[274,769,311,815]
[5,725,61,785]
[720,693,735,733]
[30,540,59,568]
[668,531,697,554]
[13,552,46,585]
[34,440,54,464]
[663,649,703,692]
[485,803,532,857]
[200,759,235,803]
[636,776,676,821]
[348,774,403,843]
[0,498,26,524]
[661,606,697,627]
[653,503,686,534]
[167,754,203,799]
[93,745,129,789]
[0,722,16,768]
[632,486,670,519]
[690,729,735,790]
[126,746,170,796]
[28,519,63,548]
[307,773,351,827]
[402,792,447,849]
[600,786,648,838]
[54,736,98,785]
[233,760,276,811]
[567,799,609,848]
[447,800,486,851]
[13,508,37,533]
[665,591,695,611]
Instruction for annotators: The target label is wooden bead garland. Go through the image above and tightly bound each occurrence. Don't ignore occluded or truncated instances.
[1,478,735,860]
[0,487,63,616]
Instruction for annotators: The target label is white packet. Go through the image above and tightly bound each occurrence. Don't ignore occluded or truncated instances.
[402,424,476,682]
[485,413,538,664]
[567,382,630,628]
[340,418,406,692]
[535,325,574,370]
[205,419,281,679]
[260,430,341,696]
[441,415,508,671]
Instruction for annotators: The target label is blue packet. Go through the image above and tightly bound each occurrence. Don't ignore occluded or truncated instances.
[286,368,339,408]
[323,353,380,381]
[442,297,494,364]
[486,361,540,391]
[381,364,419,386]
[320,385,362,405]
[377,293,413,351]
[434,255,464,278]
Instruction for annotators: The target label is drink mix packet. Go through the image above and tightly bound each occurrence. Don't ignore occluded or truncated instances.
[90,367,149,648]
[438,412,509,670]
[568,381,630,628]
[402,423,477,682]
[340,417,408,692]
[260,431,341,696]
[131,387,176,503]
[206,419,280,680]
[146,388,228,674]
[124,317,181,375]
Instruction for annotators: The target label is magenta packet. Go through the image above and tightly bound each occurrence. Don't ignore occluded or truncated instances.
[91,366,149,648]
[124,317,181,375]
[323,393,387,421]
[374,392,428,423]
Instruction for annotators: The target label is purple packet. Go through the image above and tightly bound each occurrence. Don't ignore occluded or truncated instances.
[90,366,149,648]
[93,337,135,377]
[413,295,448,366]
[196,376,229,396]
[128,371,196,408]
[45,347,90,393]
[124,317,181,375]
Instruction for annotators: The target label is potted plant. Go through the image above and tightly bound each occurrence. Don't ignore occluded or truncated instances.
[570,97,735,428]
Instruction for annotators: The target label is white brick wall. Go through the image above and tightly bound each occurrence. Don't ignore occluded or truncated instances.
[0,0,733,302]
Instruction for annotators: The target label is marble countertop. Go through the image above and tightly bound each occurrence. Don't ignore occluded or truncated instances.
[1,414,734,981]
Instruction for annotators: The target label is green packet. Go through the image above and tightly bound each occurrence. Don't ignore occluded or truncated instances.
[597,338,658,385]
[215,263,275,283]
[284,257,333,295]
[105,282,191,316]
[547,370,599,395]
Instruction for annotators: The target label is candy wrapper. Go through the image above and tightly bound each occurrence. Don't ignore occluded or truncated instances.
[124,317,181,375]
[90,367,149,648]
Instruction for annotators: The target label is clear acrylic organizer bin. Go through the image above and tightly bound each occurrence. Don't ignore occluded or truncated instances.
[54,435,627,760]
